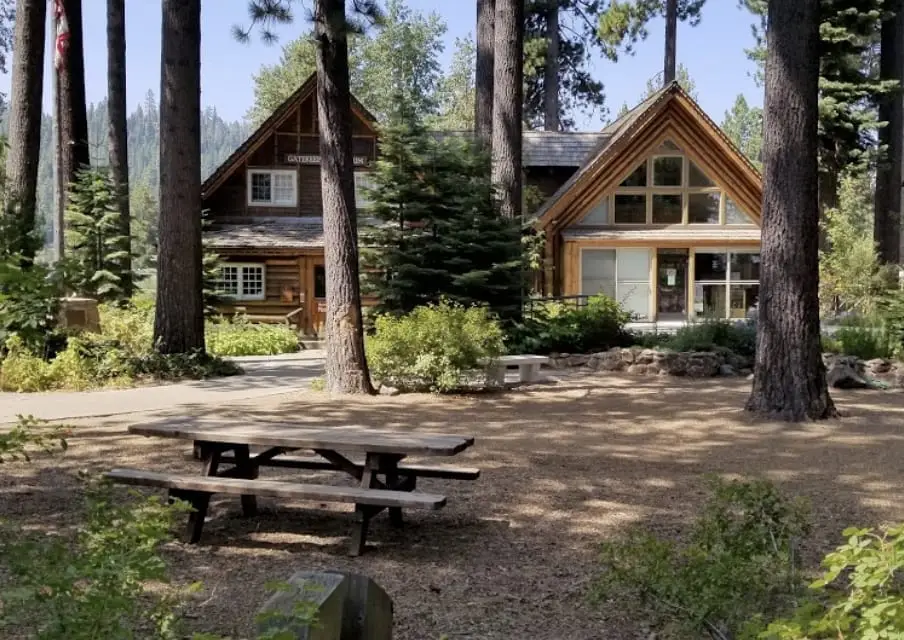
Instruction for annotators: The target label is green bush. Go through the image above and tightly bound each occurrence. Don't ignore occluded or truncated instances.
[206,314,299,356]
[594,476,810,640]
[830,324,897,360]
[761,523,904,639]
[505,295,633,355]
[366,300,505,392]
[664,320,758,358]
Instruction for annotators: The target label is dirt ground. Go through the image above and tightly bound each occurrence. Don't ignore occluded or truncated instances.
[3,371,904,640]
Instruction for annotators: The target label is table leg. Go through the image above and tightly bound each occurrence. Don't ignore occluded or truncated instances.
[385,468,403,528]
[233,444,258,517]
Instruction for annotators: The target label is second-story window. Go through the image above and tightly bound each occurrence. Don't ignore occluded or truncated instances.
[248,169,296,207]
[354,171,376,210]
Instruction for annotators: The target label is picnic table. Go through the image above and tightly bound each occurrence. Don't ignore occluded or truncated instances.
[106,419,478,555]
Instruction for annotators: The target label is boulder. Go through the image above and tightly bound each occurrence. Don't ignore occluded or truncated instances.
[826,362,870,389]
[720,364,736,377]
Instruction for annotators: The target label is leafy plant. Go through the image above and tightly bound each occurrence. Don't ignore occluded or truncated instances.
[594,476,810,640]
[761,523,904,639]
[206,314,299,356]
[0,414,69,463]
[665,320,758,358]
[831,324,897,360]
[366,300,505,392]
[506,294,633,355]
[0,257,73,357]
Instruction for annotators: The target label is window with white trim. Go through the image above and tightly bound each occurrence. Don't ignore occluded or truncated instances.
[247,169,296,207]
[581,248,652,320]
[354,171,376,210]
[217,264,266,301]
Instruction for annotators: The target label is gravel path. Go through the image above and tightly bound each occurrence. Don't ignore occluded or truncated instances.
[2,373,903,639]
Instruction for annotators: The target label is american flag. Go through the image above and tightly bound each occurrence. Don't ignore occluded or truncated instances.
[53,0,69,70]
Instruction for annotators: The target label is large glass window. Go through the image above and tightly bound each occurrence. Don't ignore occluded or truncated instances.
[581,249,616,299]
[693,250,759,319]
[725,196,753,224]
[652,194,682,223]
[614,195,646,224]
[354,171,376,210]
[581,248,651,320]
[688,193,721,224]
[653,156,683,186]
[620,163,647,187]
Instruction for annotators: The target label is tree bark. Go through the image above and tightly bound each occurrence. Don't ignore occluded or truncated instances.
[475,0,495,143]
[4,0,47,259]
[543,1,560,131]
[107,0,132,296]
[153,0,204,354]
[315,0,374,395]
[874,0,904,264]
[492,0,524,220]
[746,0,836,421]
[663,0,677,85]
[57,0,91,201]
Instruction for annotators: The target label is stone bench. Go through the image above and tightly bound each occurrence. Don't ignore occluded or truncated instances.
[485,354,550,385]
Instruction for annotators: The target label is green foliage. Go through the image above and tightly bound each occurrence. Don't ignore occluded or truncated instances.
[365,301,505,392]
[506,295,633,355]
[597,0,707,61]
[427,36,476,131]
[0,415,69,463]
[761,523,904,639]
[722,94,763,170]
[664,320,758,358]
[0,479,195,640]
[0,256,72,356]
[642,63,698,99]
[820,172,891,317]
[595,476,810,640]
[206,315,299,356]
[360,114,525,319]
[830,324,897,359]
[65,168,134,302]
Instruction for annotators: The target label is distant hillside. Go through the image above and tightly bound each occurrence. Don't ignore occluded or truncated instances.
[1,91,251,241]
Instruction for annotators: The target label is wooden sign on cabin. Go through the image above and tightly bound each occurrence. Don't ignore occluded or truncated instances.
[285,154,369,166]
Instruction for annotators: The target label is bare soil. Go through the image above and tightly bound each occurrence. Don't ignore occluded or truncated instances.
[3,372,904,639]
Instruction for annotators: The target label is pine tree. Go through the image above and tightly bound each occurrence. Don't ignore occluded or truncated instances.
[493,0,525,220]
[721,94,764,168]
[475,0,495,143]
[360,112,523,318]
[107,0,132,297]
[65,168,132,301]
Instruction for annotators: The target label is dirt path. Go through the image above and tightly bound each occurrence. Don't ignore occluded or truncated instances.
[3,373,903,639]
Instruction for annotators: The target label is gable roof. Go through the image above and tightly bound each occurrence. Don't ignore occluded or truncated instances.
[201,72,379,199]
[431,130,608,168]
[533,82,763,229]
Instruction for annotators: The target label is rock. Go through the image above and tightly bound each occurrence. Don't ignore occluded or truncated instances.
[636,349,657,365]
[866,358,892,375]
[567,354,591,368]
[619,348,636,365]
[719,364,736,377]
[627,364,648,375]
[257,571,393,640]
[378,385,400,396]
[826,362,870,389]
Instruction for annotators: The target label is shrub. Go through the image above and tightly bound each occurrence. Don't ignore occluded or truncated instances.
[594,476,810,640]
[665,320,758,358]
[831,324,897,360]
[206,315,299,356]
[506,294,633,355]
[366,300,504,392]
[0,415,69,462]
[761,523,904,639]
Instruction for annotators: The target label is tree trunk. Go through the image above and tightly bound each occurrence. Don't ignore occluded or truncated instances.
[746,0,836,421]
[475,0,495,143]
[315,0,374,395]
[4,0,47,260]
[543,1,560,131]
[153,0,204,354]
[107,0,132,296]
[663,0,677,85]
[874,0,904,264]
[57,0,91,201]
[492,0,524,220]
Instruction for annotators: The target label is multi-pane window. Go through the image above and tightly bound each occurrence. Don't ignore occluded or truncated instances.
[693,249,759,319]
[217,264,266,301]
[248,170,296,206]
[610,139,756,225]
[354,171,376,210]
[581,248,651,320]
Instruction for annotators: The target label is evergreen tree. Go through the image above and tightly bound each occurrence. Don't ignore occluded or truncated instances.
[361,111,523,318]
[642,63,697,98]
[65,168,133,301]
[597,1,707,61]
[721,94,764,168]
[429,36,476,130]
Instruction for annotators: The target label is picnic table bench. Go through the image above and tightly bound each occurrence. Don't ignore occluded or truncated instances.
[485,354,550,384]
[106,419,477,556]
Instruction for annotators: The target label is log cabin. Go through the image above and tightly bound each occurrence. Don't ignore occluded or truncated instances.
[201,74,762,336]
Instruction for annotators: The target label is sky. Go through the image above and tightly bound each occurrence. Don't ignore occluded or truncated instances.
[0,0,763,130]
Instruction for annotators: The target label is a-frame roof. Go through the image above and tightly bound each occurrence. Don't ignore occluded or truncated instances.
[534,82,763,230]
[201,72,379,199]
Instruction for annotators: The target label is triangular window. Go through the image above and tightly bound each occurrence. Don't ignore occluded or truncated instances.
[725,196,755,224]
[619,162,647,187]
[656,139,682,153]
[688,161,716,188]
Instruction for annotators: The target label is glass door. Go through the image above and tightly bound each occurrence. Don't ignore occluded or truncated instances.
[657,249,688,318]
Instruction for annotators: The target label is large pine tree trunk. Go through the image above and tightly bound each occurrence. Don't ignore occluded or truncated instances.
[315,0,373,394]
[153,0,204,354]
[543,1,560,131]
[107,0,132,296]
[663,0,677,84]
[57,0,91,197]
[492,0,524,220]
[874,0,904,264]
[746,0,836,421]
[475,0,495,143]
[4,0,47,259]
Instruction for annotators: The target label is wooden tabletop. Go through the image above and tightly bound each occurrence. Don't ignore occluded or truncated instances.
[128,419,474,457]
